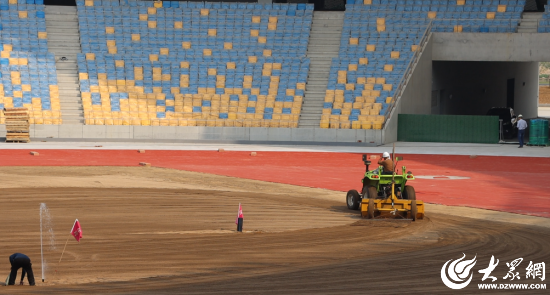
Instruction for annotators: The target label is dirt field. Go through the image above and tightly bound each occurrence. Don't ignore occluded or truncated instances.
[1,167,549,294]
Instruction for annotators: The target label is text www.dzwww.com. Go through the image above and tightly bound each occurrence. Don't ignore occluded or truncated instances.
[478,284,546,290]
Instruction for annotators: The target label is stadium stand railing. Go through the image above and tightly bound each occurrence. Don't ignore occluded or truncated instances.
[76,0,313,128]
[0,0,61,125]
[383,20,432,126]
[320,0,525,130]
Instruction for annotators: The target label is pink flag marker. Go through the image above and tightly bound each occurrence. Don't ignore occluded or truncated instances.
[235,203,243,224]
[70,219,83,242]
[236,204,244,232]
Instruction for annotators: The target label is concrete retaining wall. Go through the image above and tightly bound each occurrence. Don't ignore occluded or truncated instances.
[0,124,383,144]
[433,33,550,62]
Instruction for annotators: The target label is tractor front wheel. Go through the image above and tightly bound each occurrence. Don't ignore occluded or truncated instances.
[346,190,360,210]
[403,185,416,200]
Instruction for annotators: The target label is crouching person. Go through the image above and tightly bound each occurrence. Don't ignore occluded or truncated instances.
[8,253,35,286]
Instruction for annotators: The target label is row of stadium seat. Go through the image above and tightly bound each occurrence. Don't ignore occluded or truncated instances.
[80,0,313,11]
[324,0,524,129]
[76,1,312,127]
[537,5,550,32]
[347,0,523,5]
[0,2,60,124]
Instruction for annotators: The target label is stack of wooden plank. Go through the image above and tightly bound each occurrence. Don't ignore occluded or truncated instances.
[4,107,30,143]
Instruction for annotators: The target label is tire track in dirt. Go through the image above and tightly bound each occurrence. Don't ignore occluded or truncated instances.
[1,185,548,294]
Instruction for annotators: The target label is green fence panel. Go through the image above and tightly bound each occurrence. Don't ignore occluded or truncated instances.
[398,114,499,143]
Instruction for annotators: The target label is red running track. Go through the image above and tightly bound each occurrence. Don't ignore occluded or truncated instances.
[1,149,549,218]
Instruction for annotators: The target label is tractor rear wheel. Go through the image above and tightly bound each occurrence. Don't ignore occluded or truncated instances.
[411,200,418,221]
[367,198,375,219]
[366,186,378,199]
[346,190,360,210]
[403,185,416,200]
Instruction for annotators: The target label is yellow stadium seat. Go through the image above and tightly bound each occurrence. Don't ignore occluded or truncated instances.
[366,44,376,51]
[497,5,507,12]
[457,0,465,5]
[362,121,372,129]
[147,7,156,14]
[428,11,437,19]
[486,12,495,19]
[200,9,209,16]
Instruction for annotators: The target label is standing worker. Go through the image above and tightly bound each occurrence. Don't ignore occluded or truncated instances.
[517,114,528,148]
[378,152,394,175]
[7,253,35,286]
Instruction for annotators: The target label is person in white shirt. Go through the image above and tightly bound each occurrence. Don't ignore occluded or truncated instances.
[516,114,528,148]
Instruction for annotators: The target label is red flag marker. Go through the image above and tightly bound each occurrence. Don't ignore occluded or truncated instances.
[59,219,83,264]
[70,219,83,242]
[236,203,243,232]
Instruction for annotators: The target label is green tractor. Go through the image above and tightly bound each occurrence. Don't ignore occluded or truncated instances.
[346,154,424,220]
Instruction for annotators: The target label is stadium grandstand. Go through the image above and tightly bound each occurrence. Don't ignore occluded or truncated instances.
[0,0,547,144]
[0,0,60,125]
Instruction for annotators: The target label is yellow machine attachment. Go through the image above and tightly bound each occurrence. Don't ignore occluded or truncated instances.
[360,182,424,221]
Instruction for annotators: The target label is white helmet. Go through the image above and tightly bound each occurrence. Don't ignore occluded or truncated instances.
[383,152,390,158]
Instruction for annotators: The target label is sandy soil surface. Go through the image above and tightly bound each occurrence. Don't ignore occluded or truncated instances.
[0,167,549,294]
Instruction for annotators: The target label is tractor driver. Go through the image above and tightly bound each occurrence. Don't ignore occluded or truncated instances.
[378,152,394,175]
